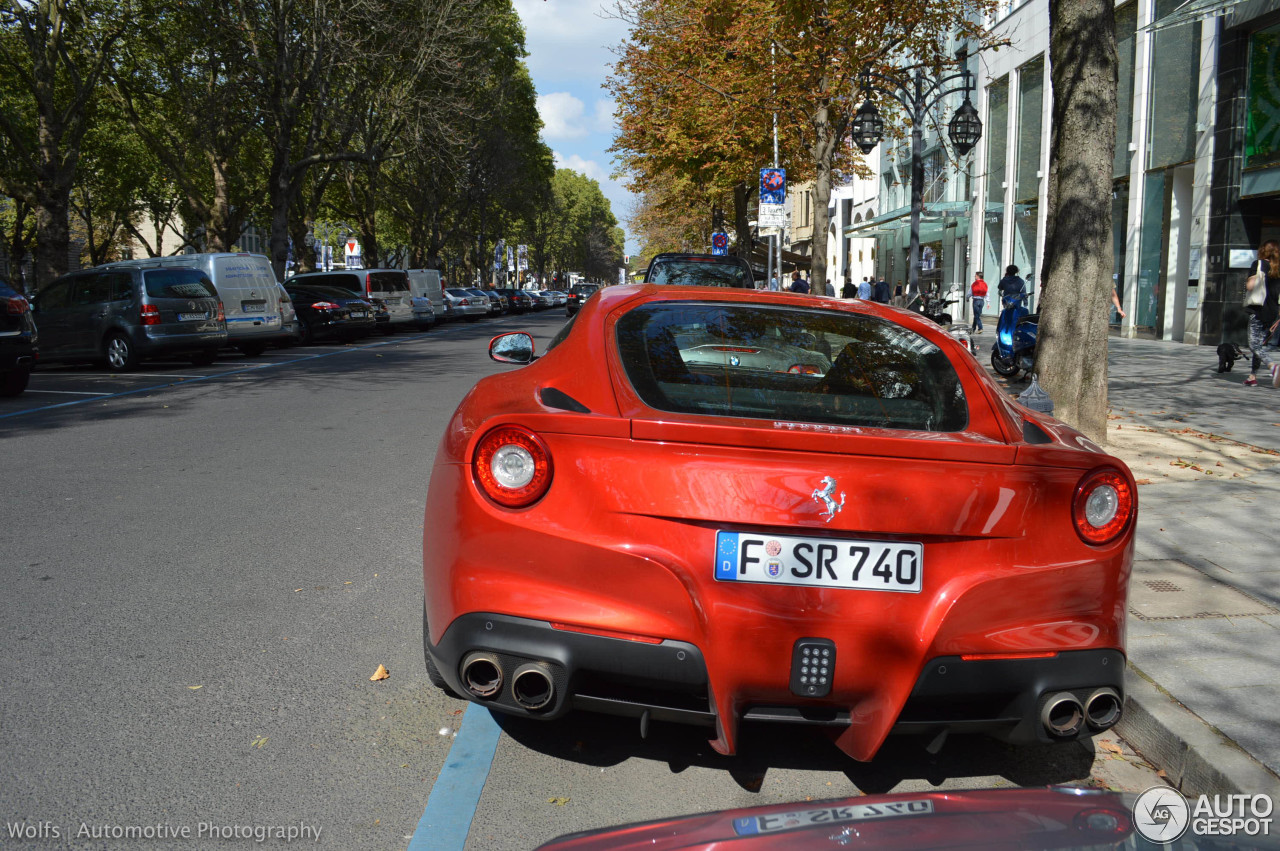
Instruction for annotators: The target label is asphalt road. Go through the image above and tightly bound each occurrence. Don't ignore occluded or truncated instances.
[0,309,1160,851]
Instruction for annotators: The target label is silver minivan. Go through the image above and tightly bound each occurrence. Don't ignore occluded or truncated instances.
[103,253,291,356]
[287,269,415,332]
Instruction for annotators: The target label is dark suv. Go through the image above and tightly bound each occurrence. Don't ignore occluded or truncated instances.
[0,276,36,396]
[644,253,754,289]
[31,267,227,371]
[565,284,599,317]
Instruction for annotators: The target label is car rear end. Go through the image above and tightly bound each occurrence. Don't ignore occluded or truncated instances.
[287,285,376,342]
[363,271,415,331]
[424,287,1135,761]
[209,254,291,354]
[134,269,227,357]
[566,285,598,316]
[0,277,36,396]
[446,288,488,321]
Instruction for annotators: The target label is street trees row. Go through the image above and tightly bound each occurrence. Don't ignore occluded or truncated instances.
[0,0,622,289]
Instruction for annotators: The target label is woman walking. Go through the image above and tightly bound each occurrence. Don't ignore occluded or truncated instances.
[970,271,988,333]
[1244,239,1279,387]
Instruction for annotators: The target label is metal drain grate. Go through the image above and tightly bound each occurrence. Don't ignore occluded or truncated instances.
[1129,560,1277,621]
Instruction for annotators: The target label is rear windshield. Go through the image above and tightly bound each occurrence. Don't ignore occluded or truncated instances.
[647,259,751,289]
[144,270,217,300]
[447,289,473,297]
[571,285,598,296]
[367,271,410,293]
[615,303,967,432]
[287,285,362,301]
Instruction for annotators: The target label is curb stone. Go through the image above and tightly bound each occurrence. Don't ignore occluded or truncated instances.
[1117,664,1280,799]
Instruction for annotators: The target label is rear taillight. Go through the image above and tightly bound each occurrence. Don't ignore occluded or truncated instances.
[216,301,225,322]
[788,364,822,375]
[459,298,469,305]
[1072,468,1134,545]
[365,274,373,297]
[473,425,553,508]
[310,301,341,310]
[140,303,161,325]
[5,296,28,315]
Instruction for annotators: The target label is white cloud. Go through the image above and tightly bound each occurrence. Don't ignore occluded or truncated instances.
[553,151,608,183]
[591,98,617,133]
[514,0,627,86]
[538,92,589,140]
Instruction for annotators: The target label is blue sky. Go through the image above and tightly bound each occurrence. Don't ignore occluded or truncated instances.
[513,0,639,253]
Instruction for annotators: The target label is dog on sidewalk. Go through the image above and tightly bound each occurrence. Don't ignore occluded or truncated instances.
[1217,343,1244,373]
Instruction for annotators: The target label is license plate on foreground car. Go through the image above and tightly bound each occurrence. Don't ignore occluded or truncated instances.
[715,531,922,593]
[733,799,935,836]
[178,312,208,321]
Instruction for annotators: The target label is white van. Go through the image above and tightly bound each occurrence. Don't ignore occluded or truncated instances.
[102,253,291,356]
[406,269,446,323]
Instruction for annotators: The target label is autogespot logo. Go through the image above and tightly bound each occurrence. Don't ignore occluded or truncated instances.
[1133,786,1190,842]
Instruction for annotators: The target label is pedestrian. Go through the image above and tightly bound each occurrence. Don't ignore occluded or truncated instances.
[858,276,872,300]
[872,277,891,304]
[1111,286,1125,321]
[768,273,780,291]
[1243,238,1280,387]
[998,264,1027,306]
[789,270,810,294]
[970,270,988,333]
[840,276,856,299]
[824,279,835,297]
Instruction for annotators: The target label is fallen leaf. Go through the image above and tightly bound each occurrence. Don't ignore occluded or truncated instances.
[344,581,352,585]
[294,588,302,592]
[1099,740,1124,755]
[188,685,203,690]
[548,797,570,806]
[370,664,390,681]
[1157,769,1168,779]
[401,764,409,768]
[1135,478,1154,485]
[251,736,269,749]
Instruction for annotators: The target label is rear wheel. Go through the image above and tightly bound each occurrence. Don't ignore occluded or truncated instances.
[296,316,314,345]
[0,366,30,397]
[104,333,138,372]
[237,342,267,357]
[990,348,1020,377]
[423,614,461,698]
[189,349,218,366]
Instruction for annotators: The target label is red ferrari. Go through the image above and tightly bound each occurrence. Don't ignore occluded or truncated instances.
[422,284,1135,761]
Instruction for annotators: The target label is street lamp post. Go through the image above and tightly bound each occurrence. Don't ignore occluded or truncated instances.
[850,61,982,296]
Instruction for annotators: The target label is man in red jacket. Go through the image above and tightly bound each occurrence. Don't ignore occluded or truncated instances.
[970,271,989,333]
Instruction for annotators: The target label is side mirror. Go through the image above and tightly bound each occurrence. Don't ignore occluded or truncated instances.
[489,332,535,364]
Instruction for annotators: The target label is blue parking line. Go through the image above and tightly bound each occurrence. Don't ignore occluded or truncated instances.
[0,335,424,422]
[408,703,502,851]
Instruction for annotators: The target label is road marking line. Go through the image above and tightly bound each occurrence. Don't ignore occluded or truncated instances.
[21,389,112,396]
[407,704,502,851]
[0,335,421,422]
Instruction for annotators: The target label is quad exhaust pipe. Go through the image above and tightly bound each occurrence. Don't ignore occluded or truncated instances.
[460,651,503,699]
[512,662,555,711]
[1040,692,1085,738]
[1085,687,1122,730]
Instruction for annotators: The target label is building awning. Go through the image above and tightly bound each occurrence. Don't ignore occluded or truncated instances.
[1139,0,1262,33]
[842,202,972,238]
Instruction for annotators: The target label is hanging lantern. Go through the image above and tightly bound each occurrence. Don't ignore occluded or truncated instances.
[948,97,982,156]
[851,100,883,155]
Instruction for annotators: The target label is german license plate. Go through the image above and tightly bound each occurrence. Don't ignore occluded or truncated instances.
[241,302,265,313]
[178,312,207,321]
[349,311,366,319]
[732,800,934,836]
[714,531,922,593]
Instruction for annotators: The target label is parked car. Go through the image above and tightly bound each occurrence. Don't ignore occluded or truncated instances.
[282,283,377,344]
[104,253,289,356]
[496,288,533,314]
[545,290,568,306]
[288,269,415,332]
[465,288,502,317]
[275,283,297,343]
[407,269,446,319]
[565,284,598,316]
[529,290,556,310]
[443,288,488,322]
[423,284,1136,762]
[30,266,226,371]
[483,289,510,315]
[644,253,755,288]
[0,276,36,396]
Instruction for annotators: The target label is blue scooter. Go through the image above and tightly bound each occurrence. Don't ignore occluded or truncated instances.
[990,293,1038,377]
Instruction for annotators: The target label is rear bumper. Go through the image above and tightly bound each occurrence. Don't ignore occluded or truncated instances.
[0,335,36,370]
[425,610,1124,749]
[135,327,228,355]
[225,315,292,343]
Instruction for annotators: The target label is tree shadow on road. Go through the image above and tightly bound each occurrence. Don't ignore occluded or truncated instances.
[493,709,1096,795]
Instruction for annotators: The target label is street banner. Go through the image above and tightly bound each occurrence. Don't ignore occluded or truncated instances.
[507,246,515,271]
[517,245,528,271]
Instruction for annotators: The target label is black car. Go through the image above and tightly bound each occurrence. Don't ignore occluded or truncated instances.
[30,267,226,371]
[644,253,754,288]
[283,284,377,344]
[496,288,533,314]
[565,283,599,317]
[0,276,36,396]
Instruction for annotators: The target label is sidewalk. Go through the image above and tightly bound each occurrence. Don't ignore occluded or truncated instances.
[1019,336,1280,797]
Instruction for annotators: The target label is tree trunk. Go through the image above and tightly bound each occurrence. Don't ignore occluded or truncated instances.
[268,148,293,278]
[1035,0,1118,444]
[34,182,71,288]
[733,181,752,265]
[289,212,315,274]
[811,156,832,296]
[207,157,237,253]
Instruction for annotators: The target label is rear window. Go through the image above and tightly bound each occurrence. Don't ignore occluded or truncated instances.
[571,285,598,296]
[615,303,967,432]
[287,285,360,301]
[292,273,360,292]
[367,272,410,293]
[144,270,217,300]
[647,259,751,289]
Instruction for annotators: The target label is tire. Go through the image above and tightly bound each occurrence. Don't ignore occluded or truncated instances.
[296,316,314,345]
[189,349,218,366]
[237,342,267,357]
[423,613,461,698]
[0,366,30,397]
[990,347,1020,377]
[104,333,138,372]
